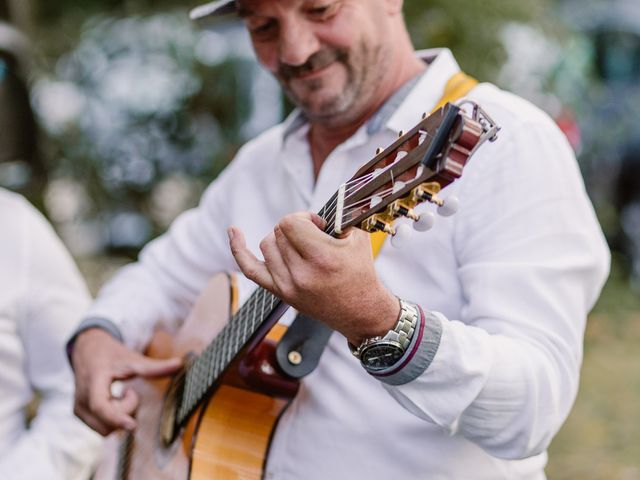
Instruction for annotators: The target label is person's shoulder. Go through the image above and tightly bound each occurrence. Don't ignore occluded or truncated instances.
[0,187,26,207]
[468,83,558,133]
[0,188,37,223]
[0,188,57,241]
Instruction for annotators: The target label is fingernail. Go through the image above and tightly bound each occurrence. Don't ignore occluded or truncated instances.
[227,228,234,241]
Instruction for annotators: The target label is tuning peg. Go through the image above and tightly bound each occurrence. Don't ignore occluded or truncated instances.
[376,147,384,155]
[422,112,427,119]
[437,196,459,217]
[398,130,405,138]
[391,223,413,248]
[392,181,406,193]
[413,211,436,232]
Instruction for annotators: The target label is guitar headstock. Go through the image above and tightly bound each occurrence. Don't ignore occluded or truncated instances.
[328,101,499,238]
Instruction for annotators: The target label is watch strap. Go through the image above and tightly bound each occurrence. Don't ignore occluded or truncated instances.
[349,299,420,359]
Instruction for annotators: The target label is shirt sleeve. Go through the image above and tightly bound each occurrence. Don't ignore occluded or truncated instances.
[375,114,610,460]
[0,204,102,480]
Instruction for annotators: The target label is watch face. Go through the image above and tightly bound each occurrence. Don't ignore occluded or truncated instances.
[360,342,404,372]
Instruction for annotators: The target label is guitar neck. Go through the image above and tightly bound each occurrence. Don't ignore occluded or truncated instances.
[174,102,496,428]
[175,194,340,427]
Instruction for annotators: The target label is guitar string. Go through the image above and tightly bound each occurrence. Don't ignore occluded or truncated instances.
[179,127,441,420]
[321,134,436,233]
[186,130,432,399]
[182,191,390,420]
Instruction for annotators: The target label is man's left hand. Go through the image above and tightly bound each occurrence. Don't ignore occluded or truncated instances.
[228,212,399,345]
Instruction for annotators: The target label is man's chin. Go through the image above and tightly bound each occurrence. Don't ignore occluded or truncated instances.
[295,92,358,123]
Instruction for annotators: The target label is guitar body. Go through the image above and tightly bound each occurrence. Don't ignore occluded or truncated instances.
[94,273,296,480]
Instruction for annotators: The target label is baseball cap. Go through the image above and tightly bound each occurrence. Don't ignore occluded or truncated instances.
[189,0,237,21]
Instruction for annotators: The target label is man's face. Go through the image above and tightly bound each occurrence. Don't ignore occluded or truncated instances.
[238,0,392,124]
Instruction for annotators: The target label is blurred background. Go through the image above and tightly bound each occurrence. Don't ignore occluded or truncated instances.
[1,0,639,478]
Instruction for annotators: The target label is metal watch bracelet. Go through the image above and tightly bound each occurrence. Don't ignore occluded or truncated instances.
[348,299,420,359]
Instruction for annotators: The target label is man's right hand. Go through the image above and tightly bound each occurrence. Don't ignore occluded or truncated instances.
[71,328,182,436]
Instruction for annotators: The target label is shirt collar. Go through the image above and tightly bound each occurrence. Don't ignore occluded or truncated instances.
[281,48,462,142]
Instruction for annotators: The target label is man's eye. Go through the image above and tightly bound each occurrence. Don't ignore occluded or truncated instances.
[249,21,276,38]
[309,6,329,15]
[307,2,339,20]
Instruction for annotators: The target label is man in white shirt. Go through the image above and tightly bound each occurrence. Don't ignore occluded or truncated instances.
[0,189,102,480]
[69,1,610,478]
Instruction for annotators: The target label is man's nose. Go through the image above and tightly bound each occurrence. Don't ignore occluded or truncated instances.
[278,19,320,66]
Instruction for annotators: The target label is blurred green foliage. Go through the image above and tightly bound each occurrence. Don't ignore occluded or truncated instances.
[29,0,556,80]
[404,0,556,80]
[546,256,640,479]
[23,0,557,253]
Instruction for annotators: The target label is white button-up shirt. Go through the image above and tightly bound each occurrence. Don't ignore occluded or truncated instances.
[0,189,102,480]
[85,49,610,479]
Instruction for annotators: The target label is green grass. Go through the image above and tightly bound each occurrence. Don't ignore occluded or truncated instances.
[547,257,640,479]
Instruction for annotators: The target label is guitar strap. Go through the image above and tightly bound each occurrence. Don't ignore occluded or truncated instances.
[276,71,478,379]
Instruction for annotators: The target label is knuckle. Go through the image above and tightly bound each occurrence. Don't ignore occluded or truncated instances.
[243,265,259,281]
[259,237,272,253]
[88,397,107,417]
[273,279,293,299]
[292,273,313,292]
[279,216,293,230]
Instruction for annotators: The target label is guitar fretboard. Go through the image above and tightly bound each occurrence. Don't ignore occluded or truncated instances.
[176,193,340,426]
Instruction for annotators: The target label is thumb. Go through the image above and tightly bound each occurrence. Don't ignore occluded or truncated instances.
[127,352,183,378]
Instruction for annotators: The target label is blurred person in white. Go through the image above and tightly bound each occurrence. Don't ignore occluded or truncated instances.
[0,191,103,477]
[0,19,102,479]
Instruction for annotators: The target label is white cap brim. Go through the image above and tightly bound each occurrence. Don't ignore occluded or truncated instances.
[189,0,237,21]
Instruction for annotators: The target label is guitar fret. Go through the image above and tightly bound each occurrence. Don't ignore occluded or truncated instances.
[257,290,266,344]
[219,325,230,373]
[227,300,247,362]
[233,303,245,355]
[206,338,218,386]
[245,292,258,343]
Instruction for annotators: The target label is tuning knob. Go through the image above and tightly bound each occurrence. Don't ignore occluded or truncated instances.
[391,223,413,248]
[392,181,406,193]
[413,211,435,232]
[370,195,383,208]
[437,196,459,217]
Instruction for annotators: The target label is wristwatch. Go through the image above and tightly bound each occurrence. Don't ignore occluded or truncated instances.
[348,299,420,373]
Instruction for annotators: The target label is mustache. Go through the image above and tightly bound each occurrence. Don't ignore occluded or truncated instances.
[278,48,348,80]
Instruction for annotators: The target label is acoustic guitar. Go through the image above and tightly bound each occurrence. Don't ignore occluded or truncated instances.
[94,101,499,479]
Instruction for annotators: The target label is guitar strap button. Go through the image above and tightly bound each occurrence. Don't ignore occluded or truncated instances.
[288,350,303,365]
